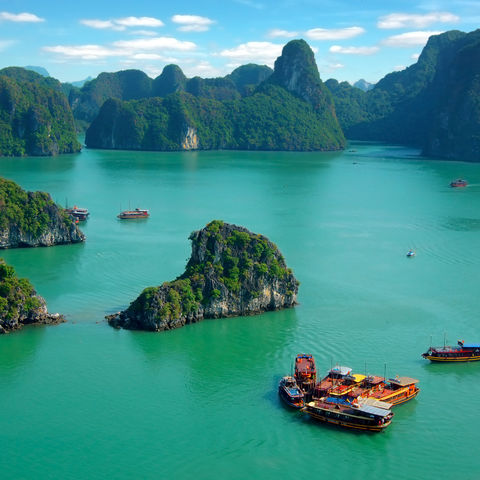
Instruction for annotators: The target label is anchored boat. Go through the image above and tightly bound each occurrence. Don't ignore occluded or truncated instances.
[65,206,89,221]
[450,179,467,187]
[422,340,480,362]
[117,208,149,219]
[294,354,316,392]
[365,376,420,406]
[278,376,305,409]
[301,396,394,432]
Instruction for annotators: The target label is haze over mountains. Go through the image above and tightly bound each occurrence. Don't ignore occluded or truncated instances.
[0,28,479,161]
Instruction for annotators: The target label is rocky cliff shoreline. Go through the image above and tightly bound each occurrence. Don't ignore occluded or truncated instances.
[107,220,299,331]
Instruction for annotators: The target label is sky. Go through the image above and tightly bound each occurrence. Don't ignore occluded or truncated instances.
[0,0,478,84]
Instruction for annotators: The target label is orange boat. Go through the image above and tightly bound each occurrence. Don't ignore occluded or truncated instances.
[117,208,149,219]
[364,376,420,406]
[313,366,352,398]
[294,354,316,392]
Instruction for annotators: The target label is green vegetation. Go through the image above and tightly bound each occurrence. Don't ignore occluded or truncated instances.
[0,177,73,237]
[0,259,42,323]
[0,67,81,156]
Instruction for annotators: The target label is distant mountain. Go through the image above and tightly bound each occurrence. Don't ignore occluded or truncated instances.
[326,29,480,161]
[353,79,374,91]
[24,66,50,77]
[0,67,81,156]
[85,39,345,152]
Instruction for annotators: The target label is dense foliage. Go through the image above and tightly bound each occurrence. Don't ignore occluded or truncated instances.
[0,177,73,237]
[0,258,42,324]
[0,67,81,156]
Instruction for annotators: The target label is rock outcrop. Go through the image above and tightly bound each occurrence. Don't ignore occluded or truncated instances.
[0,177,85,248]
[0,259,64,334]
[107,220,299,331]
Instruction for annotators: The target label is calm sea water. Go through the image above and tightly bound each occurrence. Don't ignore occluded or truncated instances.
[1,143,479,479]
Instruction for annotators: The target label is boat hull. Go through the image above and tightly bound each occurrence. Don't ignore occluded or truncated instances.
[278,388,304,409]
[423,354,480,362]
[381,388,419,406]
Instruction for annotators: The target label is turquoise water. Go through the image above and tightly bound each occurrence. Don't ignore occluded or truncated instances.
[1,143,480,479]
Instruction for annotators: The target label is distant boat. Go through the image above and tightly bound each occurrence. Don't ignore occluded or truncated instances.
[117,208,149,219]
[450,179,467,187]
[406,250,415,257]
[278,376,305,409]
[65,205,89,221]
[422,340,480,362]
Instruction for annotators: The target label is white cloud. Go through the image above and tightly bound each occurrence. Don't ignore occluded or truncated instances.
[382,31,443,47]
[329,45,379,55]
[328,63,345,69]
[42,44,125,60]
[394,65,406,71]
[130,30,158,37]
[113,37,196,51]
[80,16,163,31]
[267,29,299,38]
[305,26,365,40]
[378,12,459,29]
[115,16,164,28]
[183,61,223,77]
[171,15,215,32]
[0,11,44,22]
[411,53,420,60]
[218,42,283,66]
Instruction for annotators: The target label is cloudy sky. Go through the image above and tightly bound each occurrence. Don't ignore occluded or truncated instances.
[0,0,477,84]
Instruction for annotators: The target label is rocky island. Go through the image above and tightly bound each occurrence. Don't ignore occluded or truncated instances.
[0,259,64,334]
[107,220,299,331]
[0,177,85,248]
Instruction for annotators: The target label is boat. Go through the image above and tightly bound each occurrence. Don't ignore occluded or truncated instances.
[301,396,394,432]
[65,205,89,221]
[450,179,467,187]
[328,373,365,397]
[294,354,316,392]
[422,340,480,362]
[406,250,415,257]
[364,376,420,406]
[117,208,149,219]
[313,366,352,398]
[278,376,305,409]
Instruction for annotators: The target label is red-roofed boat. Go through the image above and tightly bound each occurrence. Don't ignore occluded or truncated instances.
[117,208,149,219]
[294,354,316,392]
[423,340,480,362]
[450,179,467,187]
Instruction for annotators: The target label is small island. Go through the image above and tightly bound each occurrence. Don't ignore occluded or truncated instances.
[0,177,85,248]
[0,259,64,334]
[107,220,299,331]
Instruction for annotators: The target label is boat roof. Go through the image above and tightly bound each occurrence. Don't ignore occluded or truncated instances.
[365,375,384,385]
[462,343,480,348]
[329,366,352,376]
[351,374,366,382]
[296,354,314,359]
[359,397,393,409]
[356,404,392,417]
[388,376,419,386]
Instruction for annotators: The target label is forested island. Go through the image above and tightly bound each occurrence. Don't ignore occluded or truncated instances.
[0,177,85,248]
[107,220,299,332]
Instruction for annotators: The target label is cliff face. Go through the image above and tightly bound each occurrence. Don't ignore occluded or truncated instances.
[0,259,64,334]
[107,220,299,332]
[0,178,85,248]
[0,68,81,156]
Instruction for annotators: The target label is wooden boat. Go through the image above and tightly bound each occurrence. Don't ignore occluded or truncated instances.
[365,376,419,406]
[65,205,89,221]
[329,373,365,397]
[313,366,352,398]
[294,354,316,392]
[301,396,394,432]
[278,376,305,409]
[117,208,149,219]
[406,250,415,257]
[422,340,480,362]
[450,179,467,187]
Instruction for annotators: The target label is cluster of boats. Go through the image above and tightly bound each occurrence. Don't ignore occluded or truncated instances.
[64,205,150,221]
[280,339,479,432]
[279,354,418,432]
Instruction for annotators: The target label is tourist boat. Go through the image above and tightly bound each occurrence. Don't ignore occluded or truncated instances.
[406,250,415,257]
[278,376,305,409]
[365,376,420,406]
[347,375,386,400]
[65,206,89,221]
[117,208,150,219]
[294,354,316,392]
[450,179,467,187]
[328,373,366,397]
[313,365,352,398]
[422,340,480,362]
[301,396,394,432]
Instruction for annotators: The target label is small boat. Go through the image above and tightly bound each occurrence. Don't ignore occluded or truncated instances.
[301,396,394,432]
[365,376,420,406]
[422,340,480,362]
[65,205,89,221]
[313,366,352,398]
[406,250,415,257]
[278,376,305,409]
[117,208,149,219]
[450,179,467,187]
[328,373,365,397]
[294,354,316,392]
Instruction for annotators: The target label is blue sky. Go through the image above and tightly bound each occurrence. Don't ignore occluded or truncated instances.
[0,0,478,84]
